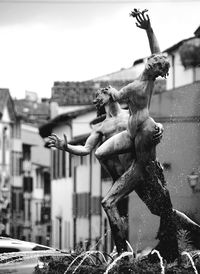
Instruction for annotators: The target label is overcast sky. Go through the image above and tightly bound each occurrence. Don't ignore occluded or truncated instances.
[0,0,199,99]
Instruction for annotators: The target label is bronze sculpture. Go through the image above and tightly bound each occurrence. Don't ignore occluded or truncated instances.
[47,9,200,262]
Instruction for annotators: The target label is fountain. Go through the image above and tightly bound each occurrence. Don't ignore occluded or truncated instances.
[44,7,200,274]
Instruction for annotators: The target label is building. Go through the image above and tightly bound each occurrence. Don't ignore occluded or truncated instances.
[21,123,51,245]
[0,89,22,236]
[39,98,103,251]
[0,89,51,244]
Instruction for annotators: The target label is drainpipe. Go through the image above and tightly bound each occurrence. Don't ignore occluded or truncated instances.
[56,216,62,250]
[88,153,92,244]
[73,166,77,250]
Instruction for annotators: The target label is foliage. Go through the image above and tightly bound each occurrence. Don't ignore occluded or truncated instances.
[177,229,193,254]
[34,249,200,274]
[179,39,200,68]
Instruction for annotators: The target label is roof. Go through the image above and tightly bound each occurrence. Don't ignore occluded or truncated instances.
[14,99,50,125]
[0,89,18,121]
[163,37,194,53]
[92,66,138,82]
[194,26,200,38]
[51,81,96,106]
[51,80,134,106]
[39,105,95,138]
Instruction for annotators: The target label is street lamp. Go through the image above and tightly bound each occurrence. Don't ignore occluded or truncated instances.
[187,171,200,193]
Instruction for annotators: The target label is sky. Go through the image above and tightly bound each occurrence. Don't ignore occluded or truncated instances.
[0,0,200,99]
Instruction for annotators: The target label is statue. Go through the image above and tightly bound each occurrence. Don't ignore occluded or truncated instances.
[46,9,200,262]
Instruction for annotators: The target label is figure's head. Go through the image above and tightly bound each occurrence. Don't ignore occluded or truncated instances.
[145,53,170,79]
[93,88,111,116]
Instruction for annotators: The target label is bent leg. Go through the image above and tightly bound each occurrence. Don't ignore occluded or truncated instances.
[95,130,134,159]
[135,119,179,261]
[102,161,144,254]
[95,130,135,182]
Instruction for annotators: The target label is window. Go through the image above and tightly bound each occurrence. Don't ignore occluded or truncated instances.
[23,144,31,161]
[41,206,50,223]
[36,202,41,224]
[52,150,56,179]
[23,177,33,192]
[80,155,87,166]
[52,149,67,179]
[44,172,50,194]
[91,196,101,215]
[12,190,24,213]
[19,193,24,211]
[62,150,66,177]
[11,120,21,139]
[12,152,22,176]
[73,193,90,218]
[28,199,31,221]
[69,154,72,177]
[2,127,7,165]
[11,192,17,212]
[57,149,60,178]
[36,168,43,188]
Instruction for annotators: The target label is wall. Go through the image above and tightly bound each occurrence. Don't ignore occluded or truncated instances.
[128,83,200,251]
[158,121,200,214]
[72,111,95,137]
[51,177,73,250]
[50,123,73,250]
[167,51,200,90]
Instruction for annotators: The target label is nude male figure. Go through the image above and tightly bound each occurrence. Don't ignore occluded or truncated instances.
[93,10,200,259]
[47,10,200,260]
[46,11,164,249]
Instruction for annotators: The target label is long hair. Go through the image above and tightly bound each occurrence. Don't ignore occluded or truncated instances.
[93,89,107,117]
[147,53,170,78]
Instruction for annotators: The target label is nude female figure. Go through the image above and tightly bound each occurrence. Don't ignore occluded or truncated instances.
[93,10,200,258]
[47,10,200,260]
[89,10,171,254]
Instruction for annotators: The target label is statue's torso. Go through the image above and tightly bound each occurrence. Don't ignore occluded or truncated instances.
[93,110,129,138]
[126,79,154,139]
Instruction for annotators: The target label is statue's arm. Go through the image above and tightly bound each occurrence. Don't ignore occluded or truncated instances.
[131,9,161,54]
[46,131,101,156]
[145,16,160,54]
[103,82,136,102]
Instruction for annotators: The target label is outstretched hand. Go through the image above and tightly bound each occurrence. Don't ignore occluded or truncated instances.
[130,8,150,30]
[46,133,68,150]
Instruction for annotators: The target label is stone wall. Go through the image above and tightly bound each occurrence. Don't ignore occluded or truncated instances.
[51,79,166,106]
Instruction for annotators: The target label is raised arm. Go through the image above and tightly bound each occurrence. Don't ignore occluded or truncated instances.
[46,131,101,156]
[130,9,161,54]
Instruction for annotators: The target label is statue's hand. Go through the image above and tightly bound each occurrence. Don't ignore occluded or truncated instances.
[152,123,164,145]
[130,8,150,30]
[103,85,117,96]
[46,133,66,150]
